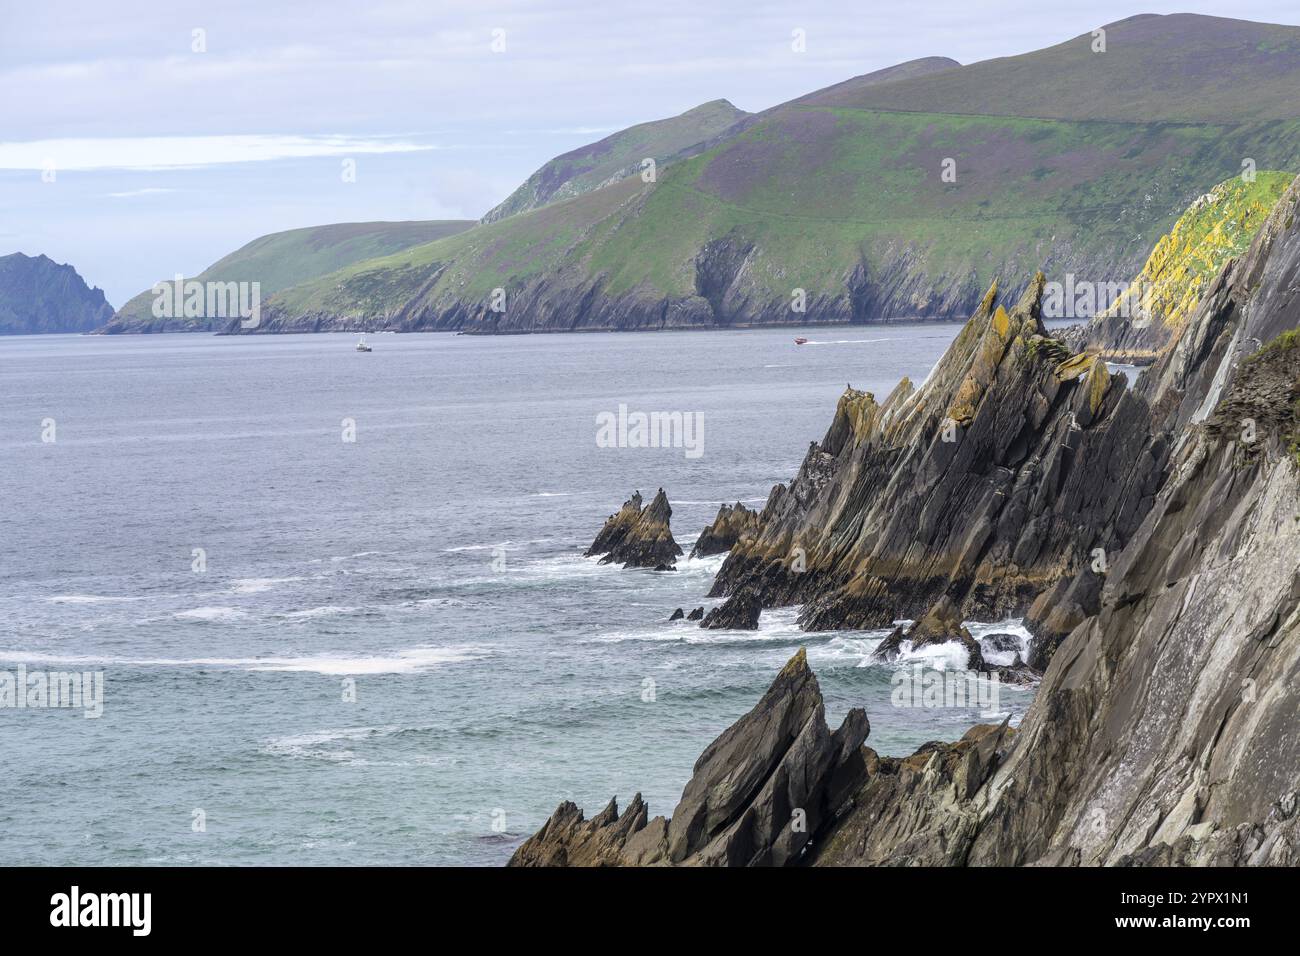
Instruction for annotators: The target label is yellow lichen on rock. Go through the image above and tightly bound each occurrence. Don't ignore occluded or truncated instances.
[1087,357,1110,415]
[1099,173,1292,331]
[1054,352,1093,381]
[992,304,1010,338]
[836,388,881,443]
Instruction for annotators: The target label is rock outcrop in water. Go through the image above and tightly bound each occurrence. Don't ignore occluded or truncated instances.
[871,597,983,668]
[516,175,1300,867]
[509,649,871,866]
[698,588,762,630]
[585,489,682,569]
[689,502,760,559]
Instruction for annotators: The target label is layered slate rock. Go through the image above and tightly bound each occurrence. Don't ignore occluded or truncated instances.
[508,649,871,866]
[698,588,762,630]
[688,502,761,559]
[513,175,1300,869]
[967,180,1300,866]
[584,489,683,569]
[709,276,1170,650]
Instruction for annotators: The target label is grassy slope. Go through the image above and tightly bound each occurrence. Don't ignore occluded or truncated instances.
[268,14,1300,325]
[808,14,1300,122]
[1098,171,1295,327]
[481,99,749,223]
[107,220,474,330]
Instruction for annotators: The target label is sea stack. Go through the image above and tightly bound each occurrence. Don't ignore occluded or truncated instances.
[689,502,761,559]
[585,489,683,569]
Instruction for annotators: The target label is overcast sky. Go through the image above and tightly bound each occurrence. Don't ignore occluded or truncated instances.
[3,0,1299,304]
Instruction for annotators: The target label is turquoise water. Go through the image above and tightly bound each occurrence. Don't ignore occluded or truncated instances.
[0,327,1035,865]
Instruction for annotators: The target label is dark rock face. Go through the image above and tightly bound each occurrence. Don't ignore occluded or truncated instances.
[512,178,1300,868]
[584,489,683,569]
[686,606,704,621]
[0,253,114,334]
[808,722,1016,866]
[508,649,871,867]
[709,277,1170,652]
[689,502,761,559]
[668,608,685,621]
[509,794,651,867]
[699,588,761,630]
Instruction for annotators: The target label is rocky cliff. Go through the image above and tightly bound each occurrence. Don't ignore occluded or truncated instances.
[0,253,113,334]
[708,275,1169,646]
[514,175,1300,867]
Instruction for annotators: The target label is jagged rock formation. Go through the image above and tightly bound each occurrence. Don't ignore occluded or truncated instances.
[686,607,704,621]
[516,175,1300,868]
[689,502,760,559]
[963,176,1300,867]
[584,489,682,569]
[710,276,1169,641]
[698,588,762,630]
[509,649,871,866]
[508,647,1015,867]
[0,253,113,334]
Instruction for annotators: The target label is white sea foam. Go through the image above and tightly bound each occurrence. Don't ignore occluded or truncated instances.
[965,619,1034,665]
[173,606,249,622]
[247,646,486,674]
[262,725,402,763]
[228,576,303,594]
[443,542,510,553]
[0,644,486,675]
[276,605,357,620]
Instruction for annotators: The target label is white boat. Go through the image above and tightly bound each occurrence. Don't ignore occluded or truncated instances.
[355,336,372,352]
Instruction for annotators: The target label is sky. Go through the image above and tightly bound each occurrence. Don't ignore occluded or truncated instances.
[3,0,1300,305]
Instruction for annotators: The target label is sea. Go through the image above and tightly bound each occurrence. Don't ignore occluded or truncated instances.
[0,325,1041,865]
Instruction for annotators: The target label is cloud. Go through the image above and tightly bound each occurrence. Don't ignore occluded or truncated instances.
[104,187,179,198]
[0,134,436,172]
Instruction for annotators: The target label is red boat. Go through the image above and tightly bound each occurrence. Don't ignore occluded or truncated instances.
[794,337,808,345]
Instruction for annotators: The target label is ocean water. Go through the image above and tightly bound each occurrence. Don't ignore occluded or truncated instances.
[0,327,1037,865]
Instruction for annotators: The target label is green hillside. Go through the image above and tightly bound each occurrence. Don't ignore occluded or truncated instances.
[102,220,474,332]
[481,99,749,223]
[258,14,1300,333]
[805,14,1300,122]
